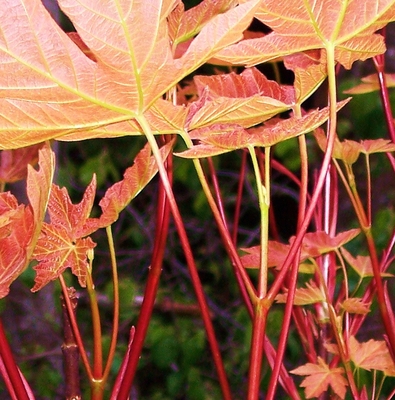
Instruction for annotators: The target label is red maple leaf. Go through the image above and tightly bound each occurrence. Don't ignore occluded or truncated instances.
[0,145,54,298]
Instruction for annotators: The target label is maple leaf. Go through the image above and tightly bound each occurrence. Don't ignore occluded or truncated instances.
[32,139,173,290]
[0,0,259,149]
[298,229,361,258]
[0,144,43,185]
[348,336,395,374]
[0,144,54,298]
[315,130,395,164]
[283,50,327,103]
[240,228,359,270]
[314,129,364,165]
[275,280,325,306]
[213,0,395,69]
[178,101,349,159]
[341,298,371,314]
[341,248,394,278]
[291,357,348,399]
[183,68,295,130]
[344,73,395,94]
[83,141,174,234]
[32,178,97,292]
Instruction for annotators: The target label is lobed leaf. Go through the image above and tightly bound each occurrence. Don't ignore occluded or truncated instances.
[0,144,43,184]
[275,280,325,306]
[32,177,97,291]
[0,0,259,149]
[298,229,361,258]
[178,101,349,159]
[341,247,394,278]
[344,73,395,94]
[341,298,371,314]
[213,0,395,68]
[349,336,395,374]
[84,140,174,234]
[0,144,54,298]
[291,357,348,399]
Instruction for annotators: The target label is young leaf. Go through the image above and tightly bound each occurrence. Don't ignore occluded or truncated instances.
[344,73,395,94]
[298,229,361,258]
[275,280,325,306]
[349,336,395,374]
[314,129,364,165]
[315,130,395,163]
[340,298,371,315]
[0,0,259,149]
[291,357,348,399]
[0,144,55,298]
[341,248,394,278]
[32,178,97,291]
[0,144,43,185]
[169,0,238,47]
[185,68,294,129]
[178,101,349,159]
[0,195,34,298]
[84,141,174,234]
[213,0,395,68]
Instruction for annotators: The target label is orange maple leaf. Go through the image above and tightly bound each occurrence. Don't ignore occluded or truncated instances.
[214,0,395,69]
[349,336,395,375]
[291,356,348,399]
[0,0,259,149]
[32,178,97,291]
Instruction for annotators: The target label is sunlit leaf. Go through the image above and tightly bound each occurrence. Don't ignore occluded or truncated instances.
[32,225,96,291]
[84,141,174,234]
[213,0,395,68]
[178,101,349,159]
[284,50,327,103]
[360,138,395,154]
[298,229,360,258]
[169,0,238,47]
[341,298,371,314]
[291,357,348,399]
[32,177,97,291]
[0,0,259,149]
[349,335,395,374]
[314,129,364,165]
[275,280,325,305]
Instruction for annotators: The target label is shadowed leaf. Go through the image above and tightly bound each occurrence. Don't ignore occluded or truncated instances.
[0,144,55,298]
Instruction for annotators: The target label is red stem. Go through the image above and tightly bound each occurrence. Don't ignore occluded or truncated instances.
[114,153,171,399]
[207,155,254,318]
[373,46,395,143]
[0,318,30,400]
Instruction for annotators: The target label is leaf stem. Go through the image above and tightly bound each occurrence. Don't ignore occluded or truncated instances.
[179,131,257,305]
[118,115,232,400]
[0,318,31,400]
[58,275,93,381]
[85,255,104,398]
[113,148,171,398]
[101,226,120,384]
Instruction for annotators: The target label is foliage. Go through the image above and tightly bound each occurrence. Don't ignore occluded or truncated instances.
[0,0,395,399]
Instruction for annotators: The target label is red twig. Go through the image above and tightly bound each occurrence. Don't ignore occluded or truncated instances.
[0,318,31,400]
